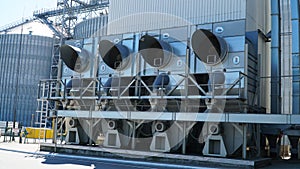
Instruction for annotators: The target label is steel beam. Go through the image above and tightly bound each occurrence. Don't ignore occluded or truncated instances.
[57,111,300,125]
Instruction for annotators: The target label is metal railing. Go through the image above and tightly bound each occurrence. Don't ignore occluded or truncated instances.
[37,71,257,113]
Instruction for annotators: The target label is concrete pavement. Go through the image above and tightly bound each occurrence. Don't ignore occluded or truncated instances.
[0,139,212,169]
[1,138,299,169]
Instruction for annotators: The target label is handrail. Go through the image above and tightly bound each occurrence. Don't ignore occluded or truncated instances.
[0,17,35,32]
[38,71,251,100]
[33,1,109,18]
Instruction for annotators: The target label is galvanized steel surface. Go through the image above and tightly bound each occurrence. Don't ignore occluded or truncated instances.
[0,34,53,126]
[108,0,247,34]
[74,15,108,39]
[280,0,293,114]
[290,0,300,114]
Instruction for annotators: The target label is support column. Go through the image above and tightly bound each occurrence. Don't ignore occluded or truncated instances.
[89,120,93,146]
[53,115,58,153]
[242,124,248,159]
[182,122,186,154]
[256,124,261,157]
[297,139,300,160]
[131,122,136,150]
[276,134,282,158]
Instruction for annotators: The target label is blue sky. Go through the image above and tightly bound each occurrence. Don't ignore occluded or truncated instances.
[0,0,57,28]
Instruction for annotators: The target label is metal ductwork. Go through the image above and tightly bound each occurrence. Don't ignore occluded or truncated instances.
[138,34,172,68]
[271,0,281,114]
[291,0,300,114]
[208,70,226,92]
[153,73,170,90]
[191,29,228,65]
[103,77,112,95]
[64,77,95,110]
[60,44,91,73]
[149,73,171,112]
[99,40,130,70]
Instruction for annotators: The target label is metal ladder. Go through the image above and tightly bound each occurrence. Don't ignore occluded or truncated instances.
[36,82,49,142]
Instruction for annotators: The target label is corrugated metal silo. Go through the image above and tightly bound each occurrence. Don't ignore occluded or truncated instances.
[74,15,108,39]
[0,34,53,126]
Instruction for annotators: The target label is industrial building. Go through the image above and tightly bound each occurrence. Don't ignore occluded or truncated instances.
[1,0,300,166]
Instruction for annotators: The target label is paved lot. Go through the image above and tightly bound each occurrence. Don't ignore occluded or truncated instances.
[0,138,299,169]
[0,140,211,169]
[0,149,170,169]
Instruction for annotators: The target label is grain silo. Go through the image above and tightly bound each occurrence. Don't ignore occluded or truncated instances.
[0,20,54,126]
[73,15,108,39]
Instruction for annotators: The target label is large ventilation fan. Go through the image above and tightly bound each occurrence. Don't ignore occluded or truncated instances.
[191,29,228,65]
[99,40,130,70]
[138,34,172,68]
[60,45,91,73]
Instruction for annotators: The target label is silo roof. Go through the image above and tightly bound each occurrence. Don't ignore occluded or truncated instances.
[1,19,55,37]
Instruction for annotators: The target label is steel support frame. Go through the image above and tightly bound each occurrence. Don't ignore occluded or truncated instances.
[56,111,300,125]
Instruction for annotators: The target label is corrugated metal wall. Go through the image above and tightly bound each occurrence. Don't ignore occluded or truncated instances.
[108,0,247,34]
[246,0,270,33]
[280,0,293,114]
[0,34,53,126]
[246,0,271,112]
[74,15,108,39]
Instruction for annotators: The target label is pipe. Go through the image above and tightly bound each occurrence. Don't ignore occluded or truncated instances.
[291,0,300,114]
[271,0,281,114]
[153,73,170,90]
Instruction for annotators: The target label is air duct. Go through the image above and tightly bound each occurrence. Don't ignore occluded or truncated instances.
[103,76,112,95]
[60,45,91,73]
[191,29,228,65]
[270,0,281,114]
[138,34,172,68]
[291,0,300,114]
[208,70,226,92]
[153,73,170,90]
[99,40,130,70]
[150,73,170,112]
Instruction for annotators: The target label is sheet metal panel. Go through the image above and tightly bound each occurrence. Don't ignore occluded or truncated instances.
[108,0,247,34]
[0,34,53,126]
[280,0,293,114]
[246,0,269,32]
[74,15,108,39]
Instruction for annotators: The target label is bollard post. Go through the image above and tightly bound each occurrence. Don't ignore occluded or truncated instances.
[19,128,22,144]
[3,121,8,142]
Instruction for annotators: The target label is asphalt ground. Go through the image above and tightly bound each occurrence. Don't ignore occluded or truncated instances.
[0,139,215,169]
[0,138,299,169]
